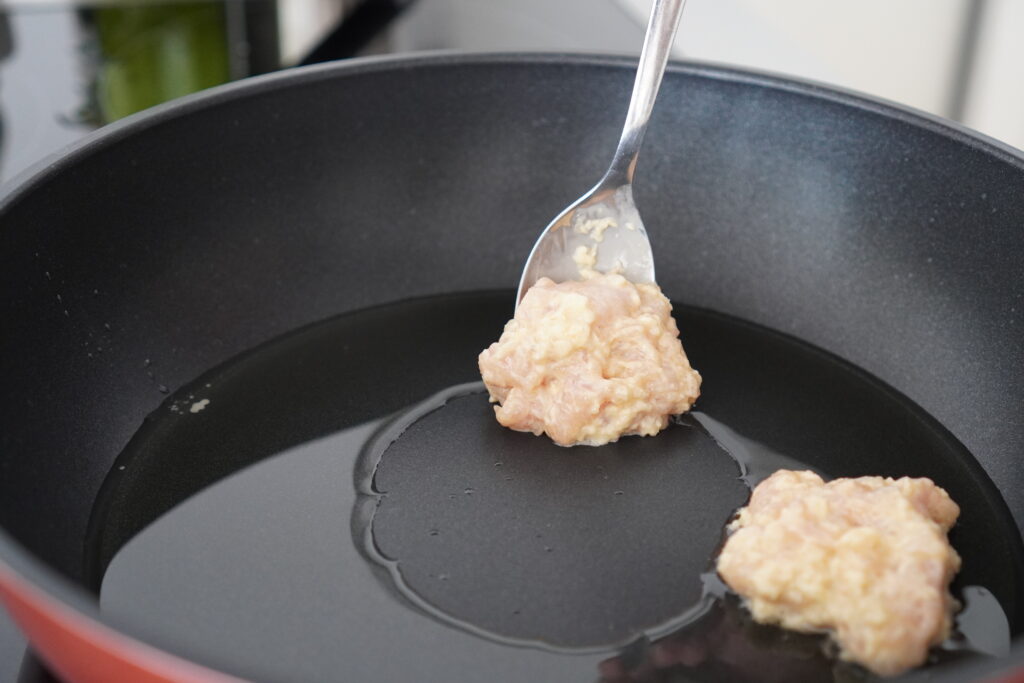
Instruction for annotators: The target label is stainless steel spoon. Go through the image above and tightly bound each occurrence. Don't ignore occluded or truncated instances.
[516,0,687,307]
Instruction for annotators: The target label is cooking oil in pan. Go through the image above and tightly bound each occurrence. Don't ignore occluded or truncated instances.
[86,291,1023,682]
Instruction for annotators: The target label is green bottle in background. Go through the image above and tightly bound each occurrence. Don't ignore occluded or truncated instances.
[87,2,231,123]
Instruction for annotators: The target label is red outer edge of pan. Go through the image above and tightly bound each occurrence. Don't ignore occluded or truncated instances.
[0,563,242,683]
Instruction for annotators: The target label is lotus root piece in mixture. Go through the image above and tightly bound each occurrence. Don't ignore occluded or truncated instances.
[478,273,701,446]
[717,469,962,676]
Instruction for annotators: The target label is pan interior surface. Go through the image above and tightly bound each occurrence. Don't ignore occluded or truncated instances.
[3,53,1024,683]
[87,290,1022,682]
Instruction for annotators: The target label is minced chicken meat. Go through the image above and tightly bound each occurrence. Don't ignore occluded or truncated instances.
[478,273,701,446]
[717,470,961,676]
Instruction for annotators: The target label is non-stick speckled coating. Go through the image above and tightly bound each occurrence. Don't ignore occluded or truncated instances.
[0,54,1022,679]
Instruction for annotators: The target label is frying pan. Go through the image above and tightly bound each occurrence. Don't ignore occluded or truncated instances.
[1,53,1023,682]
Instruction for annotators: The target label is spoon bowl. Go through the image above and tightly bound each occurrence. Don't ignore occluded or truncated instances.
[517,177,654,296]
[516,0,687,306]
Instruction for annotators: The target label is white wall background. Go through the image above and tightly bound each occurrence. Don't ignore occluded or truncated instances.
[962,0,1024,148]
[391,0,1024,151]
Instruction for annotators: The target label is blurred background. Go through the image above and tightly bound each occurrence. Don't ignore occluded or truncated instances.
[1,0,1022,187]
[0,0,1022,678]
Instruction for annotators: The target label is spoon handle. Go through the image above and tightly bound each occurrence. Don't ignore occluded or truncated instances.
[606,0,687,186]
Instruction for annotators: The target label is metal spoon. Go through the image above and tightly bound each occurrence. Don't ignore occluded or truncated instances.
[516,0,687,306]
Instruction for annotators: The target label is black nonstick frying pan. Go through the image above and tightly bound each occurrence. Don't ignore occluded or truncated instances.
[1,53,1023,682]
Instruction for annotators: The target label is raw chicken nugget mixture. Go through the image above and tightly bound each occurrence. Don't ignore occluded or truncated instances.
[717,470,961,677]
[478,273,701,446]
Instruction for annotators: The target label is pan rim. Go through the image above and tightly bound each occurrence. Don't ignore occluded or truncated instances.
[2,49,1023,211]
[2,51,1023,681]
